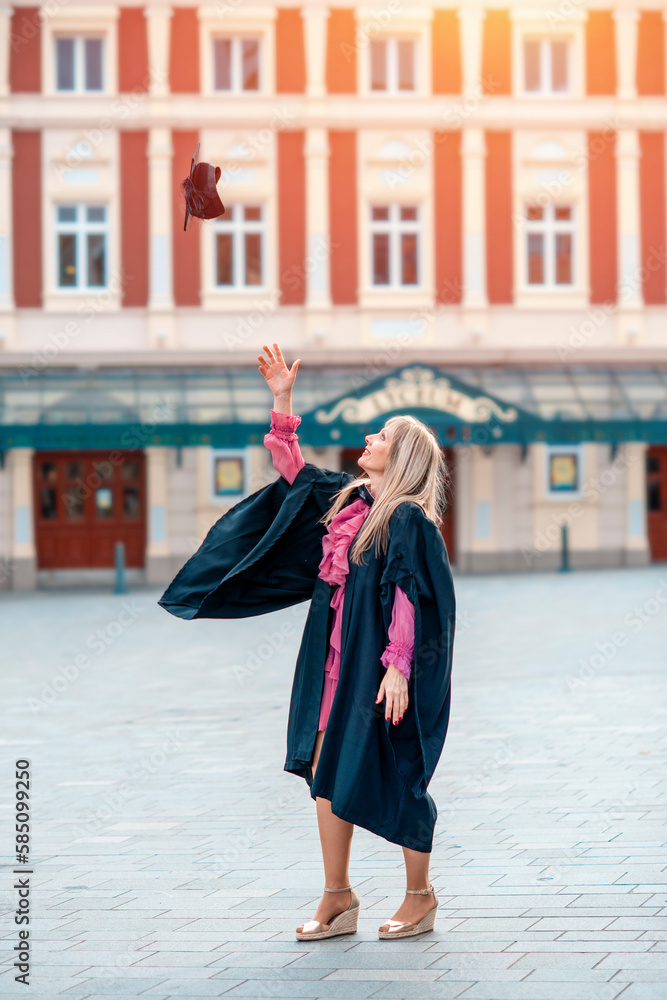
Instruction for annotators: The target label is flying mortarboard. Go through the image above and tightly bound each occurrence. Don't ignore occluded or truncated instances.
[182,143,226,231]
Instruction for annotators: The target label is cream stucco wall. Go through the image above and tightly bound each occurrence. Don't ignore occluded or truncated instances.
[455,441,650,573]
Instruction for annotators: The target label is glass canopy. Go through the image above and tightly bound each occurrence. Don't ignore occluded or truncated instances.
[1,364,666,449]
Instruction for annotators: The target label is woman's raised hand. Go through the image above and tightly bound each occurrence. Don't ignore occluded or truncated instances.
[257,343,301,399]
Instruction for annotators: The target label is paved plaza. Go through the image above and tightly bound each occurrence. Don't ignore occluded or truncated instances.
[1,565,666,1000]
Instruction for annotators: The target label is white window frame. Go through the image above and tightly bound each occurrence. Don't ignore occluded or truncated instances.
[212,203,267,291]
[199,8,275,98]
[356,6,431,98]
[544,444,584,500]
[54,203,109,292]
[54,34,105,93]
[368,37,416,94]
[209,448,250,503]
[212,35,262,93]
[521,37,572,96]
[523,202,575,291]
[369,203,421,289]
[42,9,117,96]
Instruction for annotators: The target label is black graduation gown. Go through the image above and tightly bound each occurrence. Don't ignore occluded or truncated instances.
[157,462,456,853]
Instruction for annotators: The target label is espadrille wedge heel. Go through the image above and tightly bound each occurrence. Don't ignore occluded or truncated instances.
[295,885,360,941]
[378,883,438,939]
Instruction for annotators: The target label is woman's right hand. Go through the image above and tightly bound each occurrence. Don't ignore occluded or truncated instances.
[257,343,301,399]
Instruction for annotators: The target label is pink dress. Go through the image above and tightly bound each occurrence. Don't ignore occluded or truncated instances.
[264,409,415,731]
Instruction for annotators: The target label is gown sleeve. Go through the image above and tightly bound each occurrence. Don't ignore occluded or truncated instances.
[263,409,306,485]
[380,586,415,681]
[379,502,456,798]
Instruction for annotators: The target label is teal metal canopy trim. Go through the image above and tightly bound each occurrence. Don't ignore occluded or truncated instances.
[0,423,269,451]
[3,419,666,451]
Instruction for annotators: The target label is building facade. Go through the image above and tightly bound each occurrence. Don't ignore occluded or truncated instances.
[1,0,666,589]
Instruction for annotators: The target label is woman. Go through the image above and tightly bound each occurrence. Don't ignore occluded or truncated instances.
[157,343,456,942]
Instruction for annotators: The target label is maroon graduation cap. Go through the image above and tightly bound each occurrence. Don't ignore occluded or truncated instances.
[182,143,226,231]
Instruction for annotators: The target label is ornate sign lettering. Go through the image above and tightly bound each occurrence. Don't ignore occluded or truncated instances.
[314,367,518,425]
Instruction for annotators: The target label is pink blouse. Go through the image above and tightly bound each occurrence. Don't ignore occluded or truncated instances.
[263,409,415,730]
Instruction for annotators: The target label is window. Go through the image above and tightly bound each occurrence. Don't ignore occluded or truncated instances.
[369,38,415,93]
[524,204,574,288]
[214,205,264,288]
[523,38,569,94]
[370,205,419,287]
[56,205,107,289]
[55,36,104,92]
[213,37,260,92]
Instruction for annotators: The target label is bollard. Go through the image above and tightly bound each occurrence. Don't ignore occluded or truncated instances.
[559,523,570,573]
[114,541,128,594]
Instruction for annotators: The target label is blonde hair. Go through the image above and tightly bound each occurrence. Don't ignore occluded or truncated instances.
[320,415,451,566]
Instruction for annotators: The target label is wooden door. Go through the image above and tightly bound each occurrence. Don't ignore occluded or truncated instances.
[647,445,667,561]
[33,451,146,569]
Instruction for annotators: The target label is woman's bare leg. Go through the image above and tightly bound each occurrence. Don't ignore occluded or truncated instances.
[382,845,435,925]
[299,729,355,928]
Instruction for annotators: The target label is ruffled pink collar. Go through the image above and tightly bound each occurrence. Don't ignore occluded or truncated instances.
[318,497,372,586]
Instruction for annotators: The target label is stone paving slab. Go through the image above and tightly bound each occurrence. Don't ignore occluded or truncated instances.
[507,953,612,969]
[554,932,646,941]
[221,981,393,998]
[60,983,180,998]
[519,906,661,916]
[502,940,654,952]
[611,987,667,1000]
[613,969,667,982]
[322,968,445,981]
[1,567,666,999]
[596,954,667,969]
[450,985,626,1000]
[355,986,475,1000]
[214,965,342,980]
[490,968,618,982]
[70,984,223,998]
